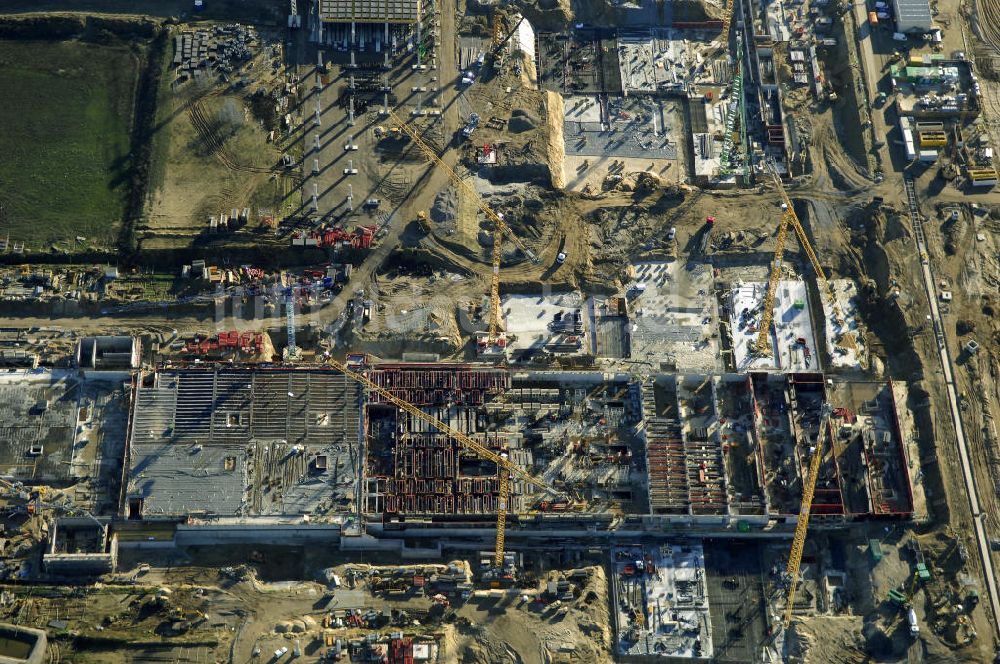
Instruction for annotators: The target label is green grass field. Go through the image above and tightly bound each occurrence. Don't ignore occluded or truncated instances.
[0,40,140,249]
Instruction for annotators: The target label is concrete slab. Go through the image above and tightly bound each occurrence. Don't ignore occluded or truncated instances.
[625,261,720,372]
[502,292,587,354]
[822,279,867,370]
[618,37,695,95]
[561,94,683,191]
[612,542,713,659]
[729,280,819,372]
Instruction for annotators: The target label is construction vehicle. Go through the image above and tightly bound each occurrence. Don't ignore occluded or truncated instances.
[462,113,480,139]
[326,357,568,568]
[888,588,909,608]
[782,403,833,627]
[387,108,538,354]
[416,210,431,233]
[755,161,849,356]
[698,216,716,256]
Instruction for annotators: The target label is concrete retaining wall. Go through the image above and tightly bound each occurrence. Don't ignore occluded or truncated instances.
[0,624,46,664]
[175,524,342,546]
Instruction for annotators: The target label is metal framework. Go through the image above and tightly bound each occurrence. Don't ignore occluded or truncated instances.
[783,403,832,627]
[387,109,538,344]
[286,297,297,354]
[326,357,561,566]
[720,0,737,40]
[492,12,506,49]
[490,12,525,67]
[754,212,793,354]
[718,33,743,177]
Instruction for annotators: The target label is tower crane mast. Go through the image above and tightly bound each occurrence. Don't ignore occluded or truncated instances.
[387,109,538,347]
[284,288,302,362]
[783,403,833,627]
[755,162,844,354]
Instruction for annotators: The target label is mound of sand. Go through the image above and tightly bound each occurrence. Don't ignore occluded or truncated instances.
[544,91,566,190]
[520,0,572,30]
[508,109,539,133]
[430,187,458,226]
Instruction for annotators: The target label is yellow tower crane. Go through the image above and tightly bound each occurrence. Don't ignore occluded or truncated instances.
[326,357,564,567]
[755,162,849,355]
[492,12,507,50]
[387,109,539,351]
[490,11,525,67]
[720,0,737,47]
[782,403,832,627]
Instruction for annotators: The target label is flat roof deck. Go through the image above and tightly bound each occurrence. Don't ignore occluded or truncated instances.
[612,542,712,659]
[126,368,361,519]
[319,0,420,23]
[730,280,819,373]
[0,371,128,499]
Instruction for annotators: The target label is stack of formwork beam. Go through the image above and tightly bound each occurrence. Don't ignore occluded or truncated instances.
[642,381,690,514]
[685,439,727,514]
[369,365,519,517]
[367,365,511,406]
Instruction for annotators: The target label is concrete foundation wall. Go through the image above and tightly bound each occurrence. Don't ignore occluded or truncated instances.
[0,624,46,664]
[174,524,342,547]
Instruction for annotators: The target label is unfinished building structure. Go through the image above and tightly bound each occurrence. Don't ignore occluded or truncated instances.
[42,517,117,575]
[363,363,516,518]
[317,0,420,52]
[76,336,141,370]
[363,365,648,520]
[124,368,361,520]
[639,372,916,524]
[611,542,713,659]
[116,361,916,532]
[0,372,129,512]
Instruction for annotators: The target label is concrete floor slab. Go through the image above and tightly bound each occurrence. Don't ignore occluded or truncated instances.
[729,280,819,373]
[625,261,720,372]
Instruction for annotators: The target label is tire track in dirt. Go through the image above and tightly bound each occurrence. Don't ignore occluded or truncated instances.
[977,0,1000,54]
[417,192,636,290]
[187,96,274,175]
